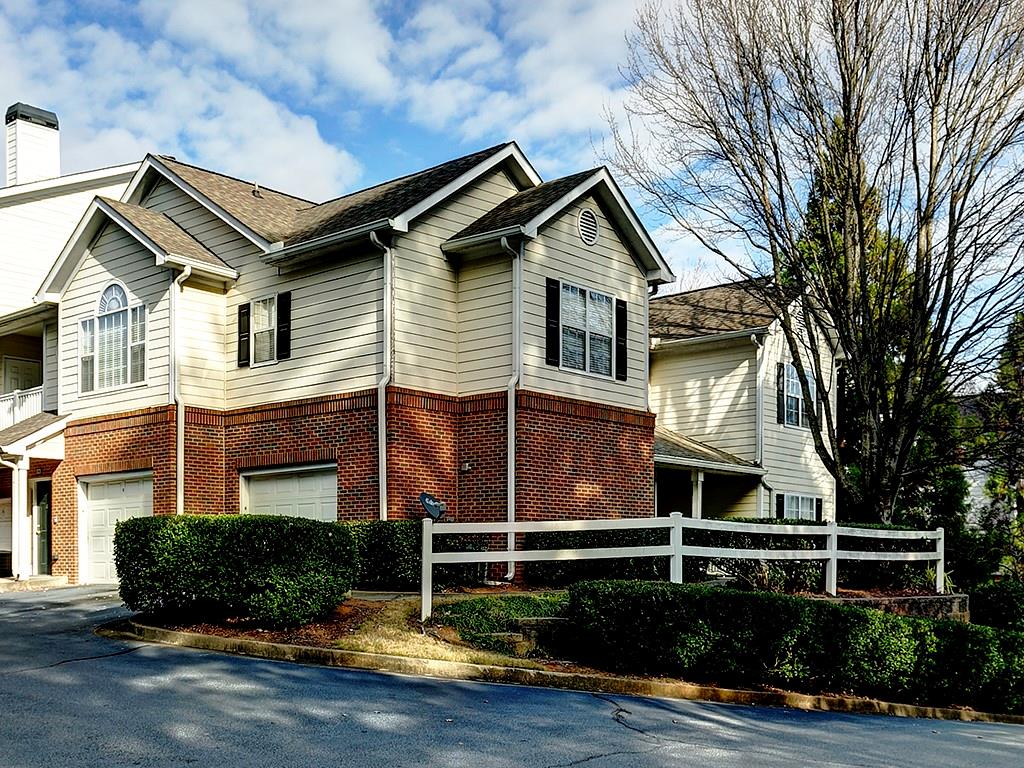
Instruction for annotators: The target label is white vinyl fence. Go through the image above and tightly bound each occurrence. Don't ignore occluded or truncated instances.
[420,513,944,620]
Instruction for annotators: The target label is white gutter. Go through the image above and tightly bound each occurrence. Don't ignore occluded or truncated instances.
[752,332,767,518]
[170,265,192,515]
[500,236,522,580]
[653,454,766,476]
[267,218,396,266]
[651,326,771,350]
[370,231,393,521]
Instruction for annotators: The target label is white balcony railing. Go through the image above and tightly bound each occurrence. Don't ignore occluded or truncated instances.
[0,386,44,432]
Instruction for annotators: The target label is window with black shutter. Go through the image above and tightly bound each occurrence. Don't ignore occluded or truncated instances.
[239,292,292,367]
[544,277,624,380]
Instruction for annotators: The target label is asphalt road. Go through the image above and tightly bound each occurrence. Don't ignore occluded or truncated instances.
[0,587,1020,767]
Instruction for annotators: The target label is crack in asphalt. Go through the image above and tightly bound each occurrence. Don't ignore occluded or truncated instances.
[0,645,141,677]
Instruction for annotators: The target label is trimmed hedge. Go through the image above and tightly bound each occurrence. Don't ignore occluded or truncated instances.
[346,520,486,590]
[115,515,357,627]
[971,579,1024,632]
[524,519,932,592]
[568,580,1024,714]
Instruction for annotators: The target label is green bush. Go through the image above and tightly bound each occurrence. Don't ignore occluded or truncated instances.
[971,579,1024,632]
[430,594,567,653]
[115,515,357,627]
[568,580,1024,714]
[345,520,488,590]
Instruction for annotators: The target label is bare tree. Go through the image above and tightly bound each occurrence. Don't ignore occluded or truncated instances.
[612,0,1024,521]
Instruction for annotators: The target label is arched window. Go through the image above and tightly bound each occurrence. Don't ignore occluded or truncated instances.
[79,282,146,393]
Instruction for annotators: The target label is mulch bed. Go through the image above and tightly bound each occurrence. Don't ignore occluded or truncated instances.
[155,599,386,649]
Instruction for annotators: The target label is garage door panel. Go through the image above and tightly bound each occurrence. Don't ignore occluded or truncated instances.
[247,468,337,522]
[85,476,152,584]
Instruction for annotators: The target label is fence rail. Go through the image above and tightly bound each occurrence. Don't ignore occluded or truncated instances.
[420,513,944,620]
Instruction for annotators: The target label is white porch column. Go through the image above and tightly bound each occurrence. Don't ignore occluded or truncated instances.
[691,470,704,519]
[10,457,30,579]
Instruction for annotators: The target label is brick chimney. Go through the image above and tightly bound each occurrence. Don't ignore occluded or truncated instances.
[4,103,60,187]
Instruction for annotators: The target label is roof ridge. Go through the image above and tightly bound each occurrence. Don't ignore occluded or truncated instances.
[298,142,514,212]
[155,155,314,206]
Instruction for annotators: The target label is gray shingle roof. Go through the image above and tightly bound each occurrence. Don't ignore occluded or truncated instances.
[449,169,598,241]
[650,279,776,340]
[100,198,231,271]
[157,143,513,247]
[0,412,62,448]
[653,426,760,471]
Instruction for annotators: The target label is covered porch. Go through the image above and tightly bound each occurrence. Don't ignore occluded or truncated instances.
[653,427,766,519]
[0,413,65,581]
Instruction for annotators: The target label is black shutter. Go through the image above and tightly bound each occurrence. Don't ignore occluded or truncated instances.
[237,303,250,367]
[775,493,785,520]
[776,363,785,424]
[545,278,560,366]
[614,298,627,381]
[815,498,823,522]
[276,291,291,360]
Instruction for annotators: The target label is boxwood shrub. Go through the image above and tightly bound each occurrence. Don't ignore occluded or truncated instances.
[346,520,486,590]
[115,515,357,627]
[971,579,1024,632]
[568,579,1024,714]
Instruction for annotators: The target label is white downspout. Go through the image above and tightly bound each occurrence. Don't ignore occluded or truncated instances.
[370,231,392,521]
[752,332,766,517]
[500,236,521,580]
[170,265,192,515]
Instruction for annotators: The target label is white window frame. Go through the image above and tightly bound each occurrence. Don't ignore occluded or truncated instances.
[783,362,816,428]
[558,279,616,380]
[79,281,147,395]
[249,294,278,368]
[784,493,820,521]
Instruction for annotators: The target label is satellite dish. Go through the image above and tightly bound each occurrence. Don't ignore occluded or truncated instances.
[419,492,448,521]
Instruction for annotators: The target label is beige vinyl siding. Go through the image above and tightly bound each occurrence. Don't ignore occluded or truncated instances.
[139,179,384,408]
[760,327,837,520]
[0,174,133,315]
[59,223,171,418]
[392,168,520,395]
[178,282,226,409]
[43,321,58,411]
[520,196,649,411]
[457,254,512,394]
[649,339,758,462]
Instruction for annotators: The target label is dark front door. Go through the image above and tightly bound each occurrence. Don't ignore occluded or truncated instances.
[34,481,51,576]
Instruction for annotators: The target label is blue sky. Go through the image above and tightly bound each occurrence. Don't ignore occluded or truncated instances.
[0,0,719,288]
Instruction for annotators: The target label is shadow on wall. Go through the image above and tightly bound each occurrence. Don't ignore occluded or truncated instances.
[656,467,759,519]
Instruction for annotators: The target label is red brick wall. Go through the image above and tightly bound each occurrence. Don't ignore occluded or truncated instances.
[456,392,508,522]
[515,390,655,520]
[53,406,176,582]
[221,390,378,520]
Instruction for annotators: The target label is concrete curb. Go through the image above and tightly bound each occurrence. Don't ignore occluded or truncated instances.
[100,619,1024,726]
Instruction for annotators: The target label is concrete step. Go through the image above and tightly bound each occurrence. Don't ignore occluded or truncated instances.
[0,575,69,594]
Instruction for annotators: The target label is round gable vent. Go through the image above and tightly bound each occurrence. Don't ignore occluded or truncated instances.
[577,208,600,245]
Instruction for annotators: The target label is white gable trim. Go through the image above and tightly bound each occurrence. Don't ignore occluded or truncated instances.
[390,142,541,232]
[123,155,273,252]
[0,417,67,457]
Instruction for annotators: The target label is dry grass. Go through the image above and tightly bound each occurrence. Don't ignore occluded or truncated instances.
[333,596,546,669]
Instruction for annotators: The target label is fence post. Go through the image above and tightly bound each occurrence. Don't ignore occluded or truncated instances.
[825,521,838,596]
[669,512,683,584]
[935,527,945,595]
[420,517,434,622]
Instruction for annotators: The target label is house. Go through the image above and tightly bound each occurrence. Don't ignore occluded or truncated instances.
[0,103,139,579]
[648,279,838,521]
[0,135,673,583]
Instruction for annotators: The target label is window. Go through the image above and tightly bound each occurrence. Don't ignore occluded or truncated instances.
[237,291,291,368]
[80,283,146,393]
[785,494,819,521]
[783,362,816,427]
[560,282,613,377]
[251,296,277,365]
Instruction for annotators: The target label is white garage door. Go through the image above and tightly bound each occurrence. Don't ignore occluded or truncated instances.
[84,475,152,584]
[245,466,337,521]
[0,499,11,553]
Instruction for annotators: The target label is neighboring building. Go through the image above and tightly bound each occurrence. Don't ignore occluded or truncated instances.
[648,280,838,521]
[0,103,139,579]
[2,141,672,583]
